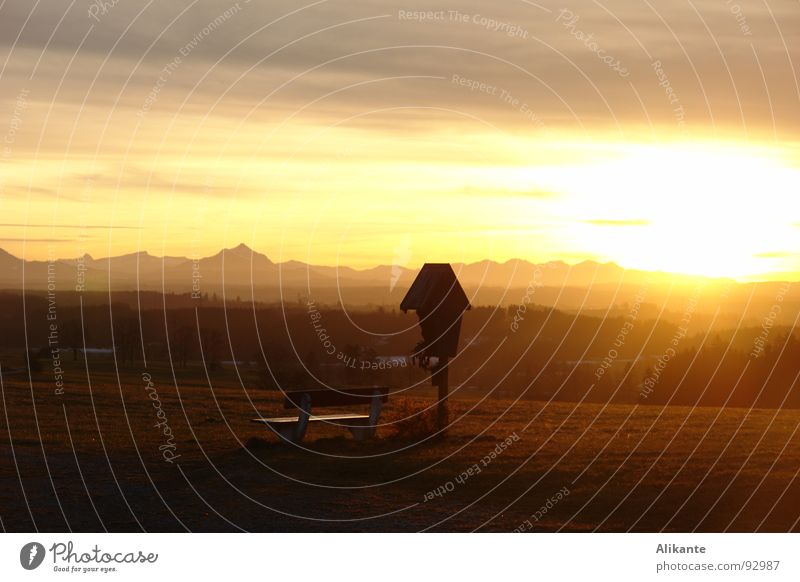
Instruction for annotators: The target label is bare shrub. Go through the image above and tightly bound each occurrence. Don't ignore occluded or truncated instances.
[382,398,438,440]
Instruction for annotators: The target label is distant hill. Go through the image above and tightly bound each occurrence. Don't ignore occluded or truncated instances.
[1,245,798,327]
[0,243,698,291]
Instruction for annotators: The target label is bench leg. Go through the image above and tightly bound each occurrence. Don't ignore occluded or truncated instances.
[292,394,311,443]
[346,391,384,441]
[274,423,301,443]
[270,394,311,443]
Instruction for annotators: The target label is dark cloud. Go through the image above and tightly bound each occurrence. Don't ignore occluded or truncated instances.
[0,0,796,138]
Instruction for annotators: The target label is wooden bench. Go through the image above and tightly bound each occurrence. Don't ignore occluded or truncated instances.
[252,386,390,443]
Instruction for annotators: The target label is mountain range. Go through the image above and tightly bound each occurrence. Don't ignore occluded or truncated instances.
[0,245,797,324]
[0,242,683,292]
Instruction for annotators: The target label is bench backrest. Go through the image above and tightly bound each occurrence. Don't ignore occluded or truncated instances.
[283,386,390,409]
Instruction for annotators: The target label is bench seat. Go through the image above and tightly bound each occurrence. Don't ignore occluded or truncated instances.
[253,386,389,443]
[252,413,370,425]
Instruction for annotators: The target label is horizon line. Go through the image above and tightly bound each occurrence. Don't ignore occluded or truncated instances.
[1,244,796,285]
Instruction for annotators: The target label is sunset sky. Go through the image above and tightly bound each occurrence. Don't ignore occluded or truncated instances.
[0,0,798,280]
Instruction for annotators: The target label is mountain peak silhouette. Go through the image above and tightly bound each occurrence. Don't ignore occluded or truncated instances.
[215,243,273,264]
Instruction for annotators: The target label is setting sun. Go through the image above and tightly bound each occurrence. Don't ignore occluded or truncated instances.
[512,142,800,279]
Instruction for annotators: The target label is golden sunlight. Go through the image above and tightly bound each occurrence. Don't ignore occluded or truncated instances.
[492,142,800,279]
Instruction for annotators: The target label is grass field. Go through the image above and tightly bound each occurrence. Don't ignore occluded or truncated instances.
[2,363,799,532]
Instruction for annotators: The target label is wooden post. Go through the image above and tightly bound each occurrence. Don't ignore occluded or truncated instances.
[432,357,449,432]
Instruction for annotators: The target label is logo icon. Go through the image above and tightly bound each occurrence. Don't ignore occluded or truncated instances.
[20,542,45,570]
